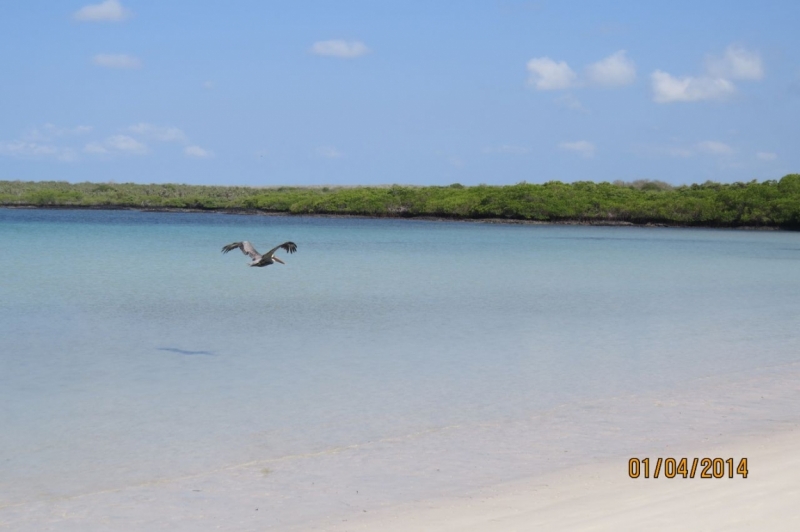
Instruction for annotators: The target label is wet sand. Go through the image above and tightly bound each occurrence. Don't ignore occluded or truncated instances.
[2,363,798,531]
[314,428,800,531]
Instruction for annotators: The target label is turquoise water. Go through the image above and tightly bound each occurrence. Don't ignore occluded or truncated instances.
[1,209,799,525]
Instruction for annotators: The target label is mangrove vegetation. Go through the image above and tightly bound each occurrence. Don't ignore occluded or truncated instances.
[1,175,799,229]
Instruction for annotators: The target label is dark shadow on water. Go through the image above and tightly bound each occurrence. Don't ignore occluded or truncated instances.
[158,347,216,356]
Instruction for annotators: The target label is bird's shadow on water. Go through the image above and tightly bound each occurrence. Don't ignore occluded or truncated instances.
[157,347,216,356]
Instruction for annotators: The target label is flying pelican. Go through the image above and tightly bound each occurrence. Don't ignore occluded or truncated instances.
[221,241,297,267]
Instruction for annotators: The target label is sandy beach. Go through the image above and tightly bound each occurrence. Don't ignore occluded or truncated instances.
[3,428,796,531]
[2,362,798,532]
[312,427,800,532]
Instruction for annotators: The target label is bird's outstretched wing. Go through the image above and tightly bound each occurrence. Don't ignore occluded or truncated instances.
[221,241,261,260]
[264,241,298,258]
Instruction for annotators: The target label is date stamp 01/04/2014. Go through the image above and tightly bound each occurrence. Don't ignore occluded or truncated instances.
[628,458,749,479]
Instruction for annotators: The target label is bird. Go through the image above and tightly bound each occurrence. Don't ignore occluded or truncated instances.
[221,241,297,267]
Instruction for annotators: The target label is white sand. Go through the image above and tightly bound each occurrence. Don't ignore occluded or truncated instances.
[313,428,800,532]
[2,429,797,532]
[2,365,798,531]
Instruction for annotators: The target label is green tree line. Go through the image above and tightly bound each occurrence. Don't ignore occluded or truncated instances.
[1,175,799,229]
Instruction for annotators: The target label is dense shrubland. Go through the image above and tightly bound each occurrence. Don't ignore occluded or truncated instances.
[1,175,799,229]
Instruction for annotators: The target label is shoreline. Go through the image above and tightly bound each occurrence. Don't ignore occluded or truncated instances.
[5,424,796,531]
[310,426,800,532]
[0,204,786,231]
[3,361,798,530]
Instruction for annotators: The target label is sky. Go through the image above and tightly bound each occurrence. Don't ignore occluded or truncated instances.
[1,0,798,186]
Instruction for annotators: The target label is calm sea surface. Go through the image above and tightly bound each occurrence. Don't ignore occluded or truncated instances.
[1,209,799,526]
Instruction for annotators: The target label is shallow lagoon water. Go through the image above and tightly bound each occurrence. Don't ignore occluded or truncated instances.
[1,209,799,527]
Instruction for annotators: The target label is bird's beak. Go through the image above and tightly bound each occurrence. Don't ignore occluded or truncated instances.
[273,256,285,264]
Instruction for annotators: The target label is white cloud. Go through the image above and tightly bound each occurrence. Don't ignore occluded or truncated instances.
[310,40,370,58]
[0,141,78,162]
[11,122,211,160]
[92,54,141,69]
[695,141,734,155]
[647,141,734,158]
[83,142,108,154]
[526,57,577,90]
[69,125,93,135]
[664,146,694,158]
[184,145,213,158]
[483,145,530,154]
[757,151,777,161]
[87,123,209,158]
[316,146,343,158]
[128,123,187,143]
[73,0,131,22]
[85,135,147,155]
[559,140,595,158]
[22,123,93,142]
[0,124,92,161]
[652,44,763,104]
[554,93,588,112]
[107,135,147,154]
[586,50,636,86]
[706,46,763,80]
[651,71,735,103]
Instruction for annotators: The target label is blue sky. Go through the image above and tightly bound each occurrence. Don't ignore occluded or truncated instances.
[1,0,798,186]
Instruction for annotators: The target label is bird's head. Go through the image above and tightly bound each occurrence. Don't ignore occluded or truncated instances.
[273,256,285,265]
